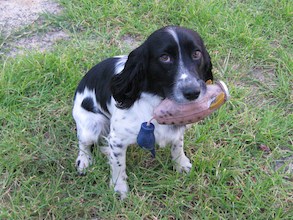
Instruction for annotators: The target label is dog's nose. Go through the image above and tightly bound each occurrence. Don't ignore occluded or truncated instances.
[182,87,200,101]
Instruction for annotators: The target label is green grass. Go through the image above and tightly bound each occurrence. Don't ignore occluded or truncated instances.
[1,0,292,219]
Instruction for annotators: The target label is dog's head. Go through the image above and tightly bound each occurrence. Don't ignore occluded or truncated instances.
[111,26,213,109]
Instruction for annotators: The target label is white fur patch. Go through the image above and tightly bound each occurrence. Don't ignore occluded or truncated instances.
[115,55,128,74]
[166,27,180,45]
[180,73,188,80]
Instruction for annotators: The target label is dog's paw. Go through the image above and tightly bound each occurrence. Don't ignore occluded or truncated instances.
[76,153,93,175]
[174,156,192,173]
[115,182,129,200]
[110,179,129,200]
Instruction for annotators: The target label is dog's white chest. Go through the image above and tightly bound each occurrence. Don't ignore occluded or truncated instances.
[109,93,185,147]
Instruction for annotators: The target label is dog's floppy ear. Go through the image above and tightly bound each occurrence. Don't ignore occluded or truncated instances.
[111,45,148,109]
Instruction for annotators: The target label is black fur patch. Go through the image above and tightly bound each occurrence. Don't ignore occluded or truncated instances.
[81,97,98,113]
[75,58,119,113]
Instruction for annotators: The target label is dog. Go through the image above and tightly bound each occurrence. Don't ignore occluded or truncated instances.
[72,26,213,198]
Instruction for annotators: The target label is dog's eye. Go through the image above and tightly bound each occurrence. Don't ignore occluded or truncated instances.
[192,51,202,60]
[159,54,171,63]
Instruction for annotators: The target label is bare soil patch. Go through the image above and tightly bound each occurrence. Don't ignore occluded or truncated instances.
[0,0,68,56]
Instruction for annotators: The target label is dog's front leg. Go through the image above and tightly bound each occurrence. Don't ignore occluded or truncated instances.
[108,137,129,199]
[171,137,192,173]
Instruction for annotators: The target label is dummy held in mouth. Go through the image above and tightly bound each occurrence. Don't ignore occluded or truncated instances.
[152,80,230,125]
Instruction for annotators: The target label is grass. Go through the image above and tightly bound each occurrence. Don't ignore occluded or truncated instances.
[0,0,292,219]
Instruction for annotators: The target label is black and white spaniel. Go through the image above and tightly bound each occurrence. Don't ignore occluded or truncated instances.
[72,26,213,198]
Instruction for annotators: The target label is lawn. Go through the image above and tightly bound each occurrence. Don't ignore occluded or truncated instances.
[0,0,292,219]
